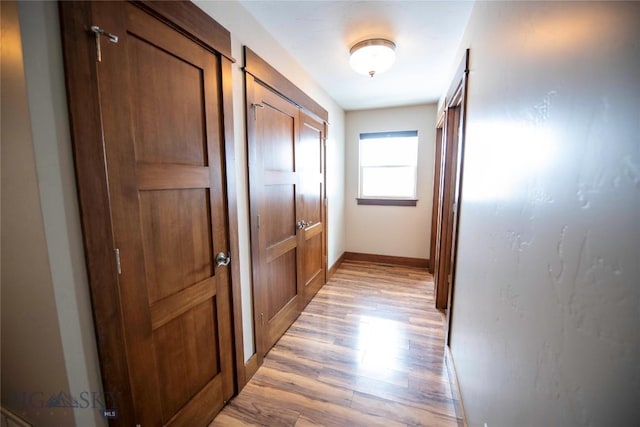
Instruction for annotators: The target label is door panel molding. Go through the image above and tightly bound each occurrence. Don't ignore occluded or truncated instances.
[150,276,218,329]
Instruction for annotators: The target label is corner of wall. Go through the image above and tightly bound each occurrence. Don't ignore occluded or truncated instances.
[1,1,74,425]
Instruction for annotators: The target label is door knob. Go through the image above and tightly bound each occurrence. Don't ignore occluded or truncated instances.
[215,252,231,267]
[296,220,309,230]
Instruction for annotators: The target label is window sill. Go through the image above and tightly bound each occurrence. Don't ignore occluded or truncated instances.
[356,198,418,207]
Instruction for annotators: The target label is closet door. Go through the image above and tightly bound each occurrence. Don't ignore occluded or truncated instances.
[248,79,303,358]
[245,48,329,363]
[61,2,234,424]
[298,112,326,305]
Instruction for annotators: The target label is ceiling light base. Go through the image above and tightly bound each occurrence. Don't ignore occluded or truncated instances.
[349,38,396,77]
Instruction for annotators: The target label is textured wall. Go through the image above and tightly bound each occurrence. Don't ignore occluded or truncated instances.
[449,1,640,426]
[345,104,436,259]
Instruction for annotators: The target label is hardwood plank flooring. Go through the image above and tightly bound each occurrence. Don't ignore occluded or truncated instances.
[211,260,464,427]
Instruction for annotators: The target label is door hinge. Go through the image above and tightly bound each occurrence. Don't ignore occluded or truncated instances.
[90,25,119,63]
[115,248,122,275]
[260,313,264,325]
[257,215,261,229]
[251,103,264,120]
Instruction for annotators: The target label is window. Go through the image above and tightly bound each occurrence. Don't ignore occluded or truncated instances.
[358,130,419,206]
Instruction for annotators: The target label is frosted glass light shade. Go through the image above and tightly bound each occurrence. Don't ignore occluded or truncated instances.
[349,39,396,77]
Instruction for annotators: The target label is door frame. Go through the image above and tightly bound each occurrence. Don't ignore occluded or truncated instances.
[432,50,469,344]
[59,1,246,422]
[243,47,328,367]
[429,116,444,277]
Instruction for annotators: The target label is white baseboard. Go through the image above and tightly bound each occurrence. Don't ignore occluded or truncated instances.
[445,346,468,427]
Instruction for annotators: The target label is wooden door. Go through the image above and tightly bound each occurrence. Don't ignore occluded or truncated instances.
[247,75,328,361]
[248,79,303,359]
[444,104,466,344]
[435,49,469,344]
[61,2,234,424]
[434,108,461,311]
[298,112,326,305]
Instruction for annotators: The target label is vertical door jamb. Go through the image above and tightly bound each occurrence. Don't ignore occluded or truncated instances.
[430,113,445,278]
[443,49,470,346]
[323,122,328,284]
[220,55,247,389]
[58,2,135,421]
[244,76,265,367]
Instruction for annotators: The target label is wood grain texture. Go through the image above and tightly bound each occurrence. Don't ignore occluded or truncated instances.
[150,276,217,329]
[58,2,135,420]
[244,353,259,381]
[135,0,233,61]
[211,261,464,427]
[137,164,210,190]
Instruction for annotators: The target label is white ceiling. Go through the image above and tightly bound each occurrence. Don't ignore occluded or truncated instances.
[239,0,474,111]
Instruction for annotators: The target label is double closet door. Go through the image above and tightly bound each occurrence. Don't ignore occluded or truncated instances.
[247,76,327,361]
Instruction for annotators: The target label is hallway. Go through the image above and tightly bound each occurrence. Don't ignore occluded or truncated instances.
[211,261,464,426]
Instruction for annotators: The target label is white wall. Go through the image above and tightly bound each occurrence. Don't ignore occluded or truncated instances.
[193,0,346,359]
[2,2,104,426]
[345,104,436,259]
[17,4,106,426]
[447,1,640,426]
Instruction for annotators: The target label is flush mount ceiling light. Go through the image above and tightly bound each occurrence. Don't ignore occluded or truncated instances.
[349,38,396,77]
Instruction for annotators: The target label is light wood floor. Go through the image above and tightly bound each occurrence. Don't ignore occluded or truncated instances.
[211,260,464,427]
